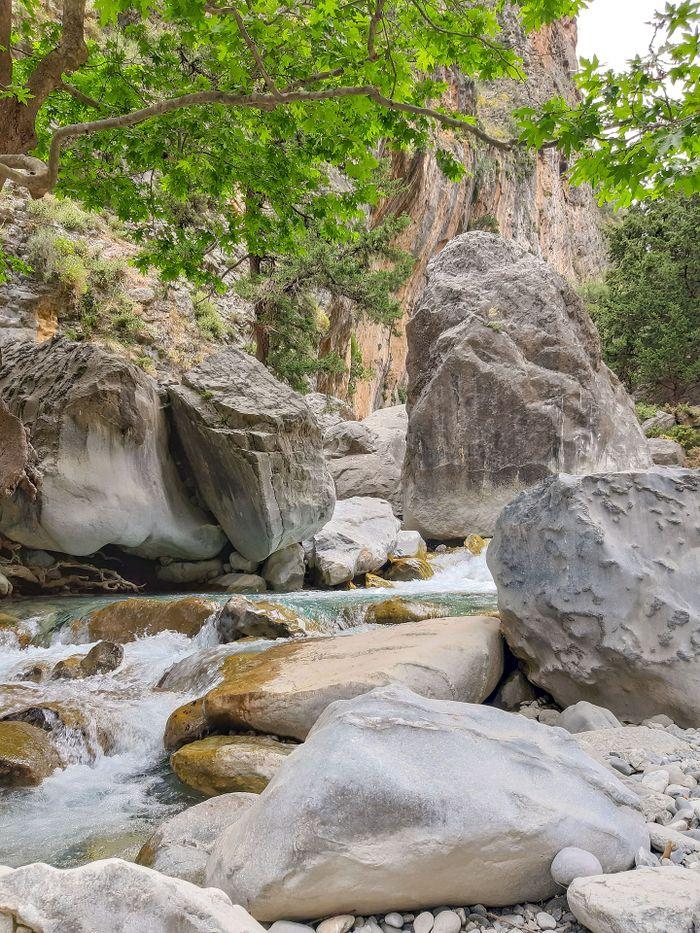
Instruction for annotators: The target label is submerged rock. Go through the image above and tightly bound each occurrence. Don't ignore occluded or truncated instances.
[171,734,295,796]
[205,685,647,919]
[487,469,700,726]
[138,793,256,884]
[0,338,225,559]
[382,557,433,582]
[170,348,335,562]
[76,596,216,644]
[0,720,59,787]
[363,598,449,626]
[216,597,306,643]
[567,867,700,932]
[0,858,265,933]
[403,233,651,538]
[308,496,401,586]
[164,616,503,742]
[50,641,123,680]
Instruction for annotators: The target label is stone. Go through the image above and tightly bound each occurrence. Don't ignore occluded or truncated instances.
[431,912,460,933]
[324,405,407,514]
[49,655,84,680]
[384,914,404,929]
[648,824,700,857]
[137,793,256,884]
[211,573,268,594]
[487,469,700,726]
[575,726,693,766]
[317,917,355,933]
[0,720,60,787]
[642,411,677,435]
[205,685,647,920]
[164,698,209,753]
[383,557,433,582]
[535,913,556,931]
[269,923,315,933]
[402,233,651,539]
[491,670,537,711]
[364,598,449,626]
[0,858,265,933]
[550,848,603,887]
[642,770,670,794]
[170,348,335,562]
[557,702,622,734]
[74,596,217,644]
[262,544,306,592]
[648,437,686,466]
[308,497,401,586]
[388,531,427,560]
[567,867,700,933]
[228,551,260,573]
[304,393,355,434]
[79,640,124,677]
[156,559,224,585]
[216,596,305,642]
[171,734,294,796]
[413,912,434,933]
[0,338,225,559]
[199,616,503,741]
[0,572,11,597]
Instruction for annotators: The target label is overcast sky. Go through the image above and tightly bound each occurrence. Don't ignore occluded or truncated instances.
[577,0,660,69]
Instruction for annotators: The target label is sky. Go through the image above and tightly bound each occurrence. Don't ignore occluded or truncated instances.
[577,0,661,69]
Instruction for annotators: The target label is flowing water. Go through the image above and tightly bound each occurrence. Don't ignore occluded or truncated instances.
[0,549,496,868]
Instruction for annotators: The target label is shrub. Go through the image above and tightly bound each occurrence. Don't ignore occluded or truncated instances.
[193,294,225,339]
[27,196,94,232]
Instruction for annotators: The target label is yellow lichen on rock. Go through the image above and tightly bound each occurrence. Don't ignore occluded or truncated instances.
[0,720,60,787]
[465,534,488,556]
[78,596,217,644]
[383,557,434,582]
[171,734,294,796]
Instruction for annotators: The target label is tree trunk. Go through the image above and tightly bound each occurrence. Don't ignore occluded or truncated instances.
[249,254,269,365]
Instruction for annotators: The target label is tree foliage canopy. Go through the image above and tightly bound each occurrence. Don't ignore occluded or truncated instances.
[582,194,700,403]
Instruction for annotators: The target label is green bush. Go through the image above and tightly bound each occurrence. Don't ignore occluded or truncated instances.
[583,194,699,403]
[193,295,225,339]
[647,424,700,452]
[27,196,94,232]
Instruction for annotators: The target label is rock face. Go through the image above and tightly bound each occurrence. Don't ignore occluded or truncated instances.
[0,858,265,933]
[170,348,335,562]
[137,793,256,885]
[307,496,401,585]
[205,685,647,920]
[169,616,503,742]
[487,469,700,726]
[0,338,225,559]
[324,405,407,514]
[567,867,700,933]
[402,234,652,538]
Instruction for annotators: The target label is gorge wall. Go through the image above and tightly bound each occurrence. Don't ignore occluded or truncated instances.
[319,16,606,417]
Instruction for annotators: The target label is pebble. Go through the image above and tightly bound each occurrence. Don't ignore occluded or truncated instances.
[641,769,670,793]
[384,915,403,929]
[535,913,556,931]
[550,847,602,887]
[413,912,434,933]
[317,917,355,933]
[270,923,315,933]
[431,911,460,933]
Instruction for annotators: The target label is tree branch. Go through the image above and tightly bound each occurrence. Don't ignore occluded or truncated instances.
[206,3,281,97]
[368,0,386,60]
[58,80,105,110]
[25,0,88,114]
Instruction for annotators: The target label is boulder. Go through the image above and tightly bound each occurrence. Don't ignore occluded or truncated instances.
[382,557,433,582]
[324,405,407,514]
[0,720,60,787]
[487,470,700,726]
[0,858,265,933]
[0,338,224,558]
[648,437,686,466]
[388,530,427,560]
[50,641,123,680]
[303,393,354,434]
[156,558,224,585]
[550,847,603,888]
[567,867,700,933]
[205,685,648,919]
[262,544,306,592]
[642,411,677,435]
[170,348,335,562]
[137,793,256,884]
[74,596,216,644]
[211,573,267,594]
[490,670,537,711]
[364,598,449,626]
[557,702,622,734]
[171,735,295,796]
[164,698,209,752]
[171,616,503,742]
[308,497,401,586]
[216,596,306,642]
[402,233,652,538]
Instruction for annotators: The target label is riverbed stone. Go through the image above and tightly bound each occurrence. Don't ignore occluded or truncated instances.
[216,596,305,642]
[364,598,449,626]
[388,531,427,560]
[550,848,603,887]
[382,557,433,582]
[199,616,503,741]
[307,497,401,585]
[0,338,225,559]
[0,858,265,933]
[402,233,651,539]
[0,720,60,787]
[211,573,267,594]
[137,793,256,884]
[171,734,295,796]
[75,596,217,644]
[156,558,224,585]
[170,348,335,562]
[262,544,306,592]
[567,867,700,932]
[557,702,622,734]
[205,684,647,919]
[487,469,700,726]
[164,698,209,753]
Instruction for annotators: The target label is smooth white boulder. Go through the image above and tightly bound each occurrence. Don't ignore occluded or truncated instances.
[0,858,264,933]
[307,497,401,585]
[567,867,700,932]
[206,685,648,920]
[551,847,603,887]
[557,702,622,734]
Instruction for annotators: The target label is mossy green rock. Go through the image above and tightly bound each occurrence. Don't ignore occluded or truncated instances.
[0,720,60,787]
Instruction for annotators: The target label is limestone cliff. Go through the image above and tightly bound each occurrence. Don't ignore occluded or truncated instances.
[319,17,606,417]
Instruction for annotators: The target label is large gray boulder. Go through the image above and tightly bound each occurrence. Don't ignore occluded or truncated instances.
[0,339,224,559]
[403,233,652,538]
[324,405,407,514]
[170,349,335,562]
[205,685,647,920]
[567,867,700,933]
[307,496,401,585]
[0,857,265,933]
[487,469,700,727]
